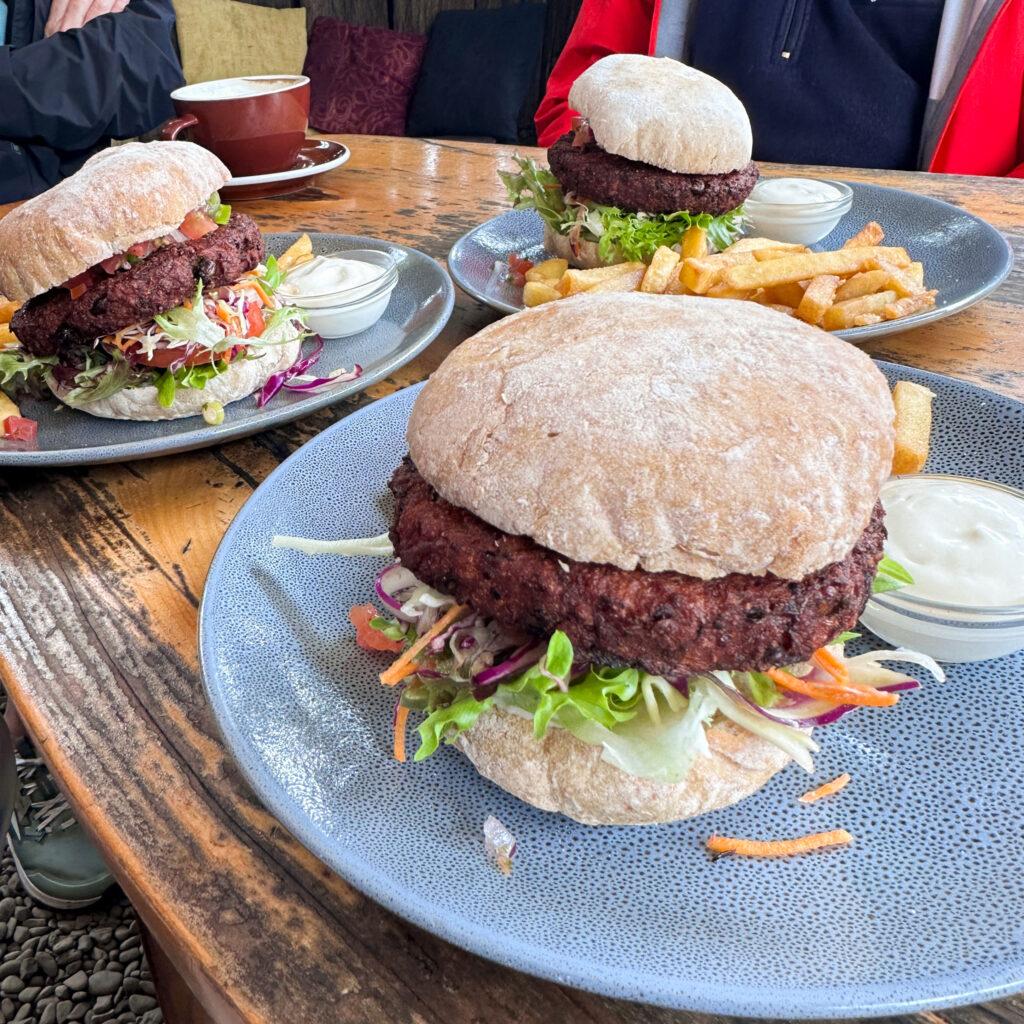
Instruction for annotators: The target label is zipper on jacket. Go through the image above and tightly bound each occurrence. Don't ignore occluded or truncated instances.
[777,0,808,61]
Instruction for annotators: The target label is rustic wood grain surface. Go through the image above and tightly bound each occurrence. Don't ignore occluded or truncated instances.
[1,135,1023,1024]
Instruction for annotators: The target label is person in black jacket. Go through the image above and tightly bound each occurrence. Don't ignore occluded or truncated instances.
[0,0,184,203]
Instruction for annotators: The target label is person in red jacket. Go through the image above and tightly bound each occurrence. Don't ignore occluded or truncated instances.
[536,0,1024,177]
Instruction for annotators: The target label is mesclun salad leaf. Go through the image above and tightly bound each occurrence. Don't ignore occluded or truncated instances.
[872,556,915,595]
[258,255,284,296]
[499,154,745,263]
[206,191,232,226]
[0,350,57,398]
[154,360,227,409]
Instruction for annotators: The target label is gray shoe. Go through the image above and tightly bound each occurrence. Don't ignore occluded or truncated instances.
[7,750,114,909]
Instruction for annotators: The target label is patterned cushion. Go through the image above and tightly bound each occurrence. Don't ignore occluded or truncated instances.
[304,19,427,137]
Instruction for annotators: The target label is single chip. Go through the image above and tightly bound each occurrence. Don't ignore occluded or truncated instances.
[722,247,909,291]
[822,290,899,331]
[842,222,885,248]
[559,262,646,295]
[834,269,891,302]
[525,258,568,283]
[884,290,938,320]
[726,237,806,254]
[705,282,756,300]
[852,313,884,327]
[682,251,756,294]
[762,281,807,308]
[640,246,681,293]
[795,274,841,325]
[868,258,926,299]
[522,280,561,307]
[680,225,708,259]
[586,267,646,293]
[891,379,935,474]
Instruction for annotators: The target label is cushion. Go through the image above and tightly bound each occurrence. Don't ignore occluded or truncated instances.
[406,5,546,143]
[173,0,307,85]
[303,19,427,136]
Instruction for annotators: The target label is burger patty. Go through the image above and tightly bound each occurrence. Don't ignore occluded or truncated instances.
[13,213,265,357]
[389,460,885,676]
[547,132,759,216]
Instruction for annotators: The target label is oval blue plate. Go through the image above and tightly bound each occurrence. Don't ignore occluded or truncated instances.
[200,362,1024,1019]
[0,232,453,467]
[448,183,1013,342]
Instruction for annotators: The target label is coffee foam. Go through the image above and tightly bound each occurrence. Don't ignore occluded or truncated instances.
[173,76,306,101]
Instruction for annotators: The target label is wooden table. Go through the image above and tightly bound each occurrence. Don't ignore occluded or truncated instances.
[1,135,1023,1024]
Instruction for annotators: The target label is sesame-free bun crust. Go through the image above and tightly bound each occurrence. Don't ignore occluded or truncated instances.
[455,705,791,825]
[569,54,753,175]
[0,142,230,301]
[48,338,300,421]
[408,294,894,581]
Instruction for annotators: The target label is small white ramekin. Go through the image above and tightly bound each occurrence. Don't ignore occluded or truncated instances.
[743,179,854,245]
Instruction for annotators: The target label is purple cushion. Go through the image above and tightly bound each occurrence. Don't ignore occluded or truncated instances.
[304,18,427,136]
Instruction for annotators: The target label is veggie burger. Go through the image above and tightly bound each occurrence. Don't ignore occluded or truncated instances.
[278,295,939,826]
[501,54,758,267]
[0,141,304,421]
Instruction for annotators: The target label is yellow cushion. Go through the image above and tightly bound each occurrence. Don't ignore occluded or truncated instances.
[174,0,308,84]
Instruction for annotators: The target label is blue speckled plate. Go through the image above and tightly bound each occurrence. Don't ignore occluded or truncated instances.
[448,183,1013,341]
[0,233,453,468]
[200,362,1024,1019]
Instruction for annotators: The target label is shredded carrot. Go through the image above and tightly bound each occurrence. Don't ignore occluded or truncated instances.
[215,302,233,324]
[379,603,467,686]
[393,704,410,762]
[183,298,193,310]
[707,830,853,858]
[766,667,898,708]
[798,773,852,804]
[812,646,850,685]
[246,279,273,308]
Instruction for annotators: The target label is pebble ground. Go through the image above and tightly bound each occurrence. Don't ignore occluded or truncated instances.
[0,851,161,1024]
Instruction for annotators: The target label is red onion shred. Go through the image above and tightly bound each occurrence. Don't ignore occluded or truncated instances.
[257,335,325,407]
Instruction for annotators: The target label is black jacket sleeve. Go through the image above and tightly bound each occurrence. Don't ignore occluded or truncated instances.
[0,0,183,148]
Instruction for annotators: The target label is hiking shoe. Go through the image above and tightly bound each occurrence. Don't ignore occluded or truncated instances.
[7,750,114,909]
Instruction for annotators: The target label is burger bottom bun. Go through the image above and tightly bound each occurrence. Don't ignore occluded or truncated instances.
[48,338,301,421]
[543,223,617,270]
[455,705,792,825]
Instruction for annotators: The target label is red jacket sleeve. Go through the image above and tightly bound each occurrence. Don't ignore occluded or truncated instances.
[928,0,1024,176]
[535,0,657,147]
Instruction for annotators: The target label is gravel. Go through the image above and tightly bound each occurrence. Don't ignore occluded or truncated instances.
[0,851,162,1024]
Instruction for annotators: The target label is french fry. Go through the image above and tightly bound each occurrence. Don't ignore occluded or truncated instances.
[906,261,925,285]
[559,262,645,296]
[726,237,806,254]
[278,233,314,271]
[822,291,899,330]
[0,299,18,325]
[795,274,841,325]
[525,258,568,283]
[682,251,756,294]
[585,268,646,293]
[522,280,561,307]
[842,222,884,248]
[883,290,938,320]
[680,225,708,259]
[834,269,890,302]
[705,282,756,300]
[0,393,20,422]
[891,380,935,474]
[640,247,682,294]
[663,267,689,294]
[867,258,925,299]
[762,282,806,308]
[753,246,811,261]
[852,314,883,327]
[723,247,909,291]
[764,303,796,316]
[0,325,18,350]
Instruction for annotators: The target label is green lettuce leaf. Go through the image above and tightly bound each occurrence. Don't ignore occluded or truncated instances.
[415,690,494,761]
[153,282,226,350]
[500,154,745,263]
[62,352,149,407]
[872,555,914,595]
[0,350,57,398]
[259,255,284,296]
[153,360,228,409]
[744,671,782,708]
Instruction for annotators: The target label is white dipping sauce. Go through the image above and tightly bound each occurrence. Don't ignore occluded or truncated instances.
[882,477,1024,607]
[749,178,843,204]
[279,255,385,304]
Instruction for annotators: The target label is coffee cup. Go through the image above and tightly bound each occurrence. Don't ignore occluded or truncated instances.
[160,74,310,178]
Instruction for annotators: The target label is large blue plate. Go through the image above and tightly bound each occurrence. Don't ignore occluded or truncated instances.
[200,362,1024,1018]
[0,233,453,467]
[448,182,1013,341]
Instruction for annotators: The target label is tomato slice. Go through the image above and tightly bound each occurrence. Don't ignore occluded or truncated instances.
[179,210,218,241]
[349,604,405,653]
[127,240,157,260]
[508,253,534,275]
[4,416,38,442]
[245,303,265,338]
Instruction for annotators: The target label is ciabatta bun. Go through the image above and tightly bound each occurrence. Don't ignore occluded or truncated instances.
[455,705,791,825]
[0,142,229,301]
[569,55,752,176]
[48,338,300,421]
[407,294,894,581]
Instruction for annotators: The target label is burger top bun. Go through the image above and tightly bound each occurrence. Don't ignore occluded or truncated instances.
[408,294,895,582]
[0,141,230,301]
[568,54,753,176]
